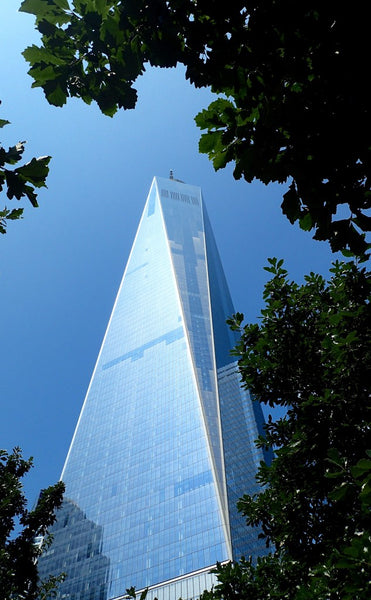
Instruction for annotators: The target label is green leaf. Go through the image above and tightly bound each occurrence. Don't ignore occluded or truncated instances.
[351,458,371,478]
[16,156,51,187]
[28,64,63,85]
[44,83,67,107]
[195,98,234,130]
[198,131,222,155]
[299,212,313,231]
[94,0,110,16]
[0,119,10,128]
[6,208,24,220]
[212,150,229,171]
[23,45,68,67]
[343,330,358,344]
[341,248,356,258]
[281,183,301,224]
[5,142,25,165]
[20,0,70,16]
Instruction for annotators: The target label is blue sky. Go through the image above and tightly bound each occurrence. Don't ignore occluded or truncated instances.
[1,5,338,509]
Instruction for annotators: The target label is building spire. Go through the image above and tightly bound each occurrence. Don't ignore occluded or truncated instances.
[169,170,185,183]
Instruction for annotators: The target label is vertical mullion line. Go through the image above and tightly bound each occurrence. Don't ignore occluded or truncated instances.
[201,195,233,560]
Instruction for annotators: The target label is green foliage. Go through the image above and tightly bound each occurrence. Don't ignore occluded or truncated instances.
[194,4,371,259]
[125,586,153,600]
[21,2,371,256]
[222,260,371,598]
[0,103,51,233]
[0,448,65,599]
[200,556,308,600]
[20,0,167,116]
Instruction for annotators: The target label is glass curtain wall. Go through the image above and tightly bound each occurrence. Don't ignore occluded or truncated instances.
[38,177,268,600]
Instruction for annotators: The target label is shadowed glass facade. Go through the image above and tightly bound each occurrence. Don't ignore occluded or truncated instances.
[38,177,268,600]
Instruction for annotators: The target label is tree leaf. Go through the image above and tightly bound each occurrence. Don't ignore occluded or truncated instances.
[20,0,70,17]
[16,156,51,187]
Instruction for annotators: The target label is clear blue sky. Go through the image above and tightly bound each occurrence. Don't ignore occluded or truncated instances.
[1,5,338,509]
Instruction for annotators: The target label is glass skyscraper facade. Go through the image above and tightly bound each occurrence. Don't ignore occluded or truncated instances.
[38,177,268,600]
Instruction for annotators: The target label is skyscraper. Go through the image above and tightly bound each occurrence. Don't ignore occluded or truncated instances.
[38,176,268,600]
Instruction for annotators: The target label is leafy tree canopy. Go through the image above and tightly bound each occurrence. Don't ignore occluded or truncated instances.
[0,447,65,599]
[205,259,370,599]
[20,1,371,256]
[0,102,51,234]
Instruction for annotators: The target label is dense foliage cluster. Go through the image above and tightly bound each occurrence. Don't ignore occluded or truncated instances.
[0,448,65,599]
[20,1,371,256]
[0,106,50,234]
